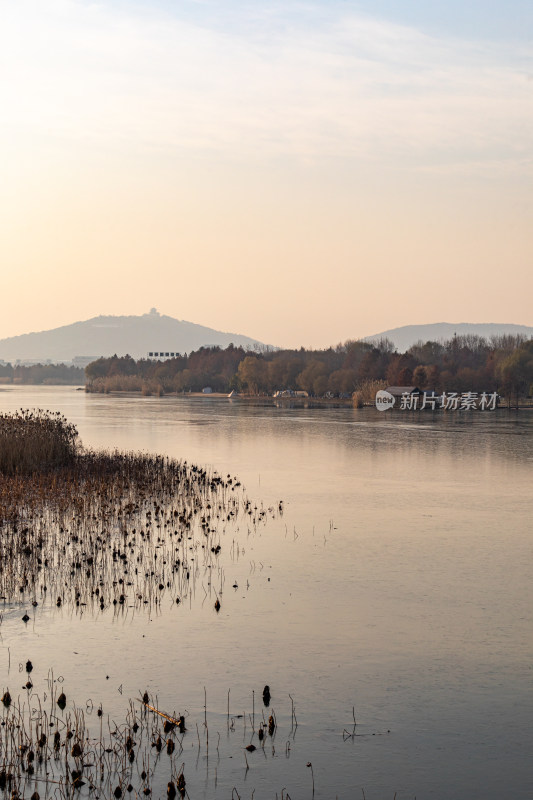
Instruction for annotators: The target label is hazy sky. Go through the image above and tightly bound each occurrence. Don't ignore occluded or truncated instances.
[1,0,532,348]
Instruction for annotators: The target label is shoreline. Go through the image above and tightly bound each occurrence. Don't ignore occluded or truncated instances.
[85,388,533,410]
[85,389,356,406]
[2,385,533,409]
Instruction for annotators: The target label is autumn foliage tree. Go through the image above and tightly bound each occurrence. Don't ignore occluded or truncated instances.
[83,335,533,402]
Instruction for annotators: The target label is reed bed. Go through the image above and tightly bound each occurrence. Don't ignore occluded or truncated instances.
[0,410,295,797]
[0,679,289,800]
[85,376,164,395]
[0,408,277,614]
[0,686,191,799]
[0,447,273,611]
[0,410,78,476]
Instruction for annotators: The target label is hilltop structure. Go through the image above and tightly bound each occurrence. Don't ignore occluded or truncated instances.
[0,310,268,364]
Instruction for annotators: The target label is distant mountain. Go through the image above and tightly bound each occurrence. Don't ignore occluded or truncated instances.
[364,322,533,353]
[0,310,269,364]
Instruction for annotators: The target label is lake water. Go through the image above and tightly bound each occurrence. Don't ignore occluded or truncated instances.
[0,386,531,799]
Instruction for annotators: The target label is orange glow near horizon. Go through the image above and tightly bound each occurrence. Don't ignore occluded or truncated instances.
[1,1,531,348]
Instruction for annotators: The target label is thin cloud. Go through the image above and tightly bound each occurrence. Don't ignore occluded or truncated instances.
[1,0,531,172]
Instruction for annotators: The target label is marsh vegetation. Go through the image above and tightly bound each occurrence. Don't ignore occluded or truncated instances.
[0,409,288,798]
[0,410,78,476]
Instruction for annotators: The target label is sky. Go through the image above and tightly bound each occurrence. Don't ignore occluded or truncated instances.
[1,0,532,349]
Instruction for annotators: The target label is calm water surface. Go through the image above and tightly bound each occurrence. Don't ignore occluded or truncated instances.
[0,386,532,799]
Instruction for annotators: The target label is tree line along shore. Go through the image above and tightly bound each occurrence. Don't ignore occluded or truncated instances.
[81,335,533,404]
[1,335,532,404]
[0,362,83,385]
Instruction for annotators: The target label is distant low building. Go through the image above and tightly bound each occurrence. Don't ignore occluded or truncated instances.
[202,386,213,394]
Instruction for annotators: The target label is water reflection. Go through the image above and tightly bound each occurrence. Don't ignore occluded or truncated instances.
[0,386,531,799]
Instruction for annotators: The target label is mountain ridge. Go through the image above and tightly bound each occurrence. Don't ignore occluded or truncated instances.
[364,322,533,352]
[0,310,269,363]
